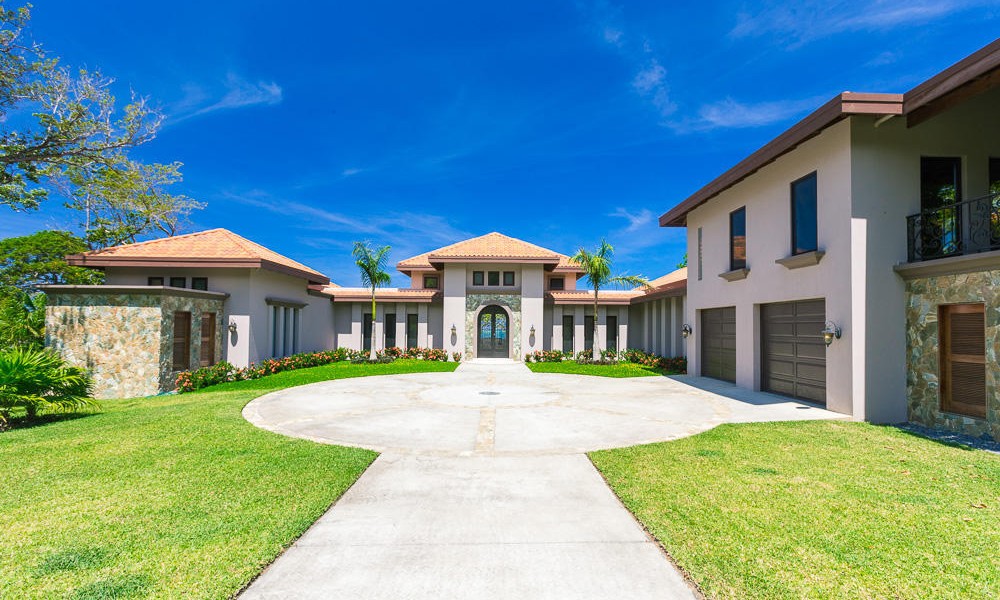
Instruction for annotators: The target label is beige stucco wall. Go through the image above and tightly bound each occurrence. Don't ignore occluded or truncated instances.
[685,119,856,416]
[629,296,685,357]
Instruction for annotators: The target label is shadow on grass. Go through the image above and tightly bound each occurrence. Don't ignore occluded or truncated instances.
[1,411,98,433]
[889,423,998,453]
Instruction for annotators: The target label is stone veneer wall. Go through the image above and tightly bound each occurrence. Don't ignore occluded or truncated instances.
[46,290,225,399]
[905,270,1000,440]
[465,293,522,360]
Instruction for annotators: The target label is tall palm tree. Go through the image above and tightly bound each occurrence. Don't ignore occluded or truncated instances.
[352,241,392,360]
[572,240,649,360]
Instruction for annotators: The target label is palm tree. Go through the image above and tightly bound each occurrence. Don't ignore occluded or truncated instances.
[352,241,392,360]
[572,240,649,360]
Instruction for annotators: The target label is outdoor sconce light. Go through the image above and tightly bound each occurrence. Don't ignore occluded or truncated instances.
[530,325,536,336]
[228,320,238,334]
[450,324,457,336]
[822,321,842,346]
[681,324,692,339]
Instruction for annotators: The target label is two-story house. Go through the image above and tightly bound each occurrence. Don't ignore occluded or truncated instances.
[659,39,1000,439]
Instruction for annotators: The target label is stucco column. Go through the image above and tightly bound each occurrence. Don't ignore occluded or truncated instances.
[669,298,678,357]
[618,306,629,351]
[643,303,651,352]
[597,305,607,354]
[552,305,563,351]
[442,265,466,357]
[574,306,585,354]
[417,304,428,347]
[521,265,544,357]
[395,303,407,347]
[350,303,363,350]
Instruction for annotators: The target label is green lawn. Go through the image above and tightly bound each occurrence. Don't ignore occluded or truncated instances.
[1,359,457,599]
[525,360,676,377]
[590,420,1000,599]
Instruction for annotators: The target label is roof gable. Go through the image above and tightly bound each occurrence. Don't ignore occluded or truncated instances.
[397,232,582,273]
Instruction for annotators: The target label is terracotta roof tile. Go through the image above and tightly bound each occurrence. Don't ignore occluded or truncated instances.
[397,232,583,272]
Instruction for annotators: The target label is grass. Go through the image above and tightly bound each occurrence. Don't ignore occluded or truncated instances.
[1,359,458,599]
[525,360,678,377]
[590,420,1000,599]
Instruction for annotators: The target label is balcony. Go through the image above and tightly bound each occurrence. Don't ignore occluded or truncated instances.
[906,192,1000,262]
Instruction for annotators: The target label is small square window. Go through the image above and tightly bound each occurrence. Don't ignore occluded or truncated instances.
[503,271,515,286]
[549,277,565,290]
[488,271,500,286]
[423,275,439,289]
[473,271,484,286]
[191,277,208,291]
[148,276,164,286]
[169,277,186,288]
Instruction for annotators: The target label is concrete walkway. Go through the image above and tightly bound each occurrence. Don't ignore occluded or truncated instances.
[241,361,844,599]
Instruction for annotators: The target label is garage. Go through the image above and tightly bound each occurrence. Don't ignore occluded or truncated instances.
[701,307,736,382]
[761,299,826,405]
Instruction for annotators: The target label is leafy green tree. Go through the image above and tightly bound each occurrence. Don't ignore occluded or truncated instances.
[0,346,96,424]
[0,289,44,350]
[352,241,391,360]
[677,252,688,269]
[572,240,648,360]
[0,230,102,291]
[0,5,161,211]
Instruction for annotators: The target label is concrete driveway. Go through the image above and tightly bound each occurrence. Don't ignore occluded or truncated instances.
[240,360,843,599]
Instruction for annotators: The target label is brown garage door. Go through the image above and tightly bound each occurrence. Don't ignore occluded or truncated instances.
[761,299,826,405]
[701,307,736,382]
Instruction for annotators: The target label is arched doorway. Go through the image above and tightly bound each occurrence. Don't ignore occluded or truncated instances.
[477,305,510,358]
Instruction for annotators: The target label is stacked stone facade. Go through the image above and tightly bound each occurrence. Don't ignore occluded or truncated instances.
[464,293,522,360]
[45,287,227,399]
[905,270,1000,440]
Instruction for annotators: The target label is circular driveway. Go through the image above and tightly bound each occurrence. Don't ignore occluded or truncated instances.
[243,361,746,456]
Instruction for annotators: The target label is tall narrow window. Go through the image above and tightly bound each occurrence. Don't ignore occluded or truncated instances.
[271,306,280,357]
[292,308,300,354]
[363,313,372,352]
[606,315,618,353]
[730,207,747,270]
[200,313,216,367]
[791,172,818,255]
[939,303,986,418]
[562,315,574,352]
[696,227,703,281]
[488,271,500,286]
[172,311,192,371]
[406,313,418,349]
[584,316,594,352]
[503,271,515,286]
[989,157,999,195]
[921,157,962,210]
[385,313,397,348]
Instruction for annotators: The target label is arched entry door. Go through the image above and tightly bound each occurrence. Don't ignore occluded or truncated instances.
[477,305,509,358]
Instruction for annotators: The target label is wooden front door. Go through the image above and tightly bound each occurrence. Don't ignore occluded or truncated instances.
[477,306,509,358]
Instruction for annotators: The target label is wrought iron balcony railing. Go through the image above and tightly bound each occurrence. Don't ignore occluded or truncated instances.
[906,192,1000,262]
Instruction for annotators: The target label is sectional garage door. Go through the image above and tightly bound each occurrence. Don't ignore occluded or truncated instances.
[761,299,826,405]
[701,307,736,382]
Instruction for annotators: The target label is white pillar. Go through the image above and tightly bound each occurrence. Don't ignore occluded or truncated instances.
[350,303,363,350]
[552,305,563,351]
[395,303,406,347]
[669,297,678,357]
[417,303,428,347]
[574,306,585,354]
[619,306,629,351]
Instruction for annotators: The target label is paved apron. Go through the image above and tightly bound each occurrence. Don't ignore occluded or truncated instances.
[240,361,842,599]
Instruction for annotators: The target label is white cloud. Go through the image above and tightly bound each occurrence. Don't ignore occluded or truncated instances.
[170,73,283,123]
[695,96,823,129]
[609,207,653,232]
[866,50,899,67]
[341,168,364,177]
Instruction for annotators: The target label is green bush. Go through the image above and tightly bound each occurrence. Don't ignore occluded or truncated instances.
[0,347,97,425]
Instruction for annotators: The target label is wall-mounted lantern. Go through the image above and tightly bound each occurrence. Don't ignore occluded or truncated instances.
[529,325,536,336]
[228,320,238,334]
[822,321,842,346]
[681,324,692,339]
[450,324,457,336]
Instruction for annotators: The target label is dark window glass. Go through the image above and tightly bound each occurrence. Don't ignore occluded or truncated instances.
[473,271,484,285]
[606,315,618,353]
[503,271,515,286]
[385,313,397,348]
[584,316,594,351]
[191,277,208,291]
[406,314,418,348]
[562,315,574,351]
[729,207,746,270]
[791,172,818,255]
[423,275,439,289]
[488,271,500,286]
[172,311,192,370]
[921,157,962,210]
[169,277,186,288]
[550,277,565,290]
[989,157,999,195]
[148,276,164,286]
[363,313,372,352]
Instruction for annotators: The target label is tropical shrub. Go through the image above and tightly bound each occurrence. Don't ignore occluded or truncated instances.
[525,350,566,363]
[451,352,462,363]
[0,289,46,350]
[0,347,96,424]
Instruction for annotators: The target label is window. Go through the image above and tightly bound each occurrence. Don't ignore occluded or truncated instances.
[473,271,484,286]
[562,315,574,351]
[199,313,216,367]
[791,172,818,255]
[406,313,418,349]
[191,277,208,291]
[269,304,301,358]
[549,277,565,290]
[696,227,703,281]
[488,271,500,286]
[363,313,372,352]
[606,315,618,353]
[584,316,594,352]
[921,157,962,210]
[990,157,999,195]
[169,276,186,288]
[171,311,192,371]
[503,271,515,286]
[148,276,164,286]
[729,207,747,270]
[423,275,439,289]
[939,303,986,419]
[385,313,397,348]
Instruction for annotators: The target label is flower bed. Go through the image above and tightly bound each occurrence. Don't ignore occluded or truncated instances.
[523,348,686,374]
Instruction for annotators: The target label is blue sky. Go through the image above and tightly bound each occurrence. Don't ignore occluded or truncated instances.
[4,1,998,286]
